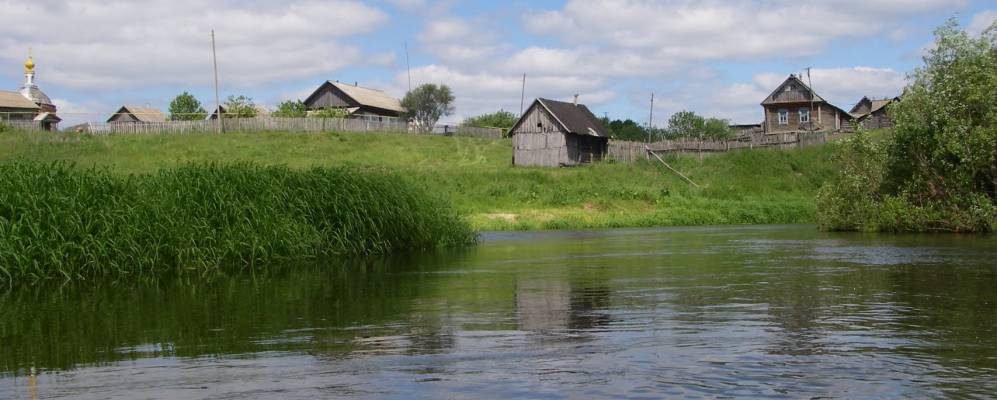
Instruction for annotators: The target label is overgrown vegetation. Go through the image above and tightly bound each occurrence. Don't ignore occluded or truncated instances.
[665,110,735,140]
[401,83,454,131]
[223,95,257,118]
[0,130,836,232]
[463,110,517,130]
[0,161,475,284]
[273,99,308,118]
[817,19,996,232]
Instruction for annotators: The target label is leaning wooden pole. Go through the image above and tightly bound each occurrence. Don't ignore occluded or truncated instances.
[645,145,700,188]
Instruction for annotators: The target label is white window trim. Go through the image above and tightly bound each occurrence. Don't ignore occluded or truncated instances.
[799,108,810,123]
[777,109,789,125]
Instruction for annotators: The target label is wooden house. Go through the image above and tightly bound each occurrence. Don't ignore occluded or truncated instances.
[850,96,898,130]
[107,105,167,123]
[0,90,41,121]
[303,81,405,119]
[761,74,853,134]
[510,98,609,167]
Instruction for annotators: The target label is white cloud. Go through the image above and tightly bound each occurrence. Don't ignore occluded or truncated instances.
[524,0,963,62]
[967,10,997,36]
[0,0,389,89]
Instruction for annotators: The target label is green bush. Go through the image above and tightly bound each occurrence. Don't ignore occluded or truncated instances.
[0,161,475,284]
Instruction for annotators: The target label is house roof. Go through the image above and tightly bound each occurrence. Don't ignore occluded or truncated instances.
[850,96,898,118]
[306,81,405,113]
[113,105,167,122]
[511,98,609,137]
[0,90,40,110]
[33,112,61,122]
[761,74,826,105]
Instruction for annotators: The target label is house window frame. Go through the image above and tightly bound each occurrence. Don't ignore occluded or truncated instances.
[777,109,789,125]
[799,107,811,124]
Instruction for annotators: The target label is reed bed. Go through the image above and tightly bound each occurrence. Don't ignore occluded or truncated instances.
[0,161,476,284]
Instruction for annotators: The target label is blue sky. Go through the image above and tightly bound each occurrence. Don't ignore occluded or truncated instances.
[1,0,994,127]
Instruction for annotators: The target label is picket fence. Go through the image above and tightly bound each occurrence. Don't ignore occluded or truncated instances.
[607,131,839,163]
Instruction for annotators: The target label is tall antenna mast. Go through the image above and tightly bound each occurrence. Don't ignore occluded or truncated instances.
[211,29,222,134]
[404,41,412,93]
[519,73,527,117]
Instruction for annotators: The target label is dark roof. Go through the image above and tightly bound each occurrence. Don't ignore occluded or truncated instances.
[536,98,609,137]
[761,74,854,118]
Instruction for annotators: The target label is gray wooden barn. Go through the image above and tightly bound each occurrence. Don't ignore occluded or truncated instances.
[510,98,609,167]
[107,105,167,123]
[850,96,899,130]
[303,81,405,119]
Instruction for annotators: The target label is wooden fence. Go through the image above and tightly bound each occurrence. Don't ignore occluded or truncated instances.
[607,131,840,162]
[72,117,503,139]
[1,120,48,131]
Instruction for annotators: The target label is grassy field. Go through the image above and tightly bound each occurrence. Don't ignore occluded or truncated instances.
[0,130,837,231]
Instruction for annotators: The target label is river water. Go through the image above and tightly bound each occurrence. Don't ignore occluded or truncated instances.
[1,225,995,399]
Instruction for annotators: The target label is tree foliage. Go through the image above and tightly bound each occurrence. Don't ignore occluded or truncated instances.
[463,110,517,129]
[223,95,257,119]
[666,110,733,140]
[168,92,207,121]
[401,84,455,131]
[818,19,997,232]
[273,100,307,118]
[309,108,351,119]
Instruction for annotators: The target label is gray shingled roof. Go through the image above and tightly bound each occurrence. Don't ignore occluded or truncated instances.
[536,98,609,137]
[328,81,404,113]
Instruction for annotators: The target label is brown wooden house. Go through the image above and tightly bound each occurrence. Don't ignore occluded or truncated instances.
[107,105,167,123]
[761,74,853,134]
[303,81,405,119]
[510,98,609,167]
[850,96,899,130]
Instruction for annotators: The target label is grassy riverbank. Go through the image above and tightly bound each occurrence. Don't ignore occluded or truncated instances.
[0,161,474,283]
[0,130,836,231]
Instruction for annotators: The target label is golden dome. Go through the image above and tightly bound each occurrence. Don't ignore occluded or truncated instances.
[24,56,35,74]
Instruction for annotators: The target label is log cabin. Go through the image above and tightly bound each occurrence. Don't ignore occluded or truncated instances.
[761,74,853,134]
[510,97,609,167]
[850,96,899,130]
[107,105,167,123]
[303,81,405,120]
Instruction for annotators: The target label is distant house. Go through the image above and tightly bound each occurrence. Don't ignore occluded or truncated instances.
[0,90,41,121]
[207,104,270,120]
[510,97,610,167]
[850,96,899,130]
[107,105,167,123]
[302,81,405,119]
[761,74,853,134]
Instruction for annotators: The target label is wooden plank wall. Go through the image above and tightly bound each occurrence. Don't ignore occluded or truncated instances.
[513,132,569,167]
[607,131,834,163]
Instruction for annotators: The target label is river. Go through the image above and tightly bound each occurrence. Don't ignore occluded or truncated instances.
[1,225,995,399]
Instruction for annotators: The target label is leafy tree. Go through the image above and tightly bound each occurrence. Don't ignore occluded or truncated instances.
[309,108,351,119]
[463,110,517,129]
[665,111,734,140]
[223,95,257,119]
[168,91,207,121]
[667,110,705,138]
[273,100,307,118]
[401,84,455,131]
[818,18,997,232]
[598,117,651,141]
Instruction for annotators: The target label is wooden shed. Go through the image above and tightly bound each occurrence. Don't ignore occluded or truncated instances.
[303,81,405,119]
[850,96,898,130]
[761,74,853,134]
[107,105,167,123]
[510,98,609,167]
[0,90,40,121]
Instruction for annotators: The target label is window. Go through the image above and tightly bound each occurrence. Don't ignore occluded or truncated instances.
[777,109,789,125]
[799,108,810,124]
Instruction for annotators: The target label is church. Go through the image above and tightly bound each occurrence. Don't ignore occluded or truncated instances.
[0,55,60,130]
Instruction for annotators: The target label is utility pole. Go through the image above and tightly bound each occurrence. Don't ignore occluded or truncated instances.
[404,42,412,93]
[806,67,815,132]
[519,73,526,117]
[211,29,222,134]
[647,92,654,143]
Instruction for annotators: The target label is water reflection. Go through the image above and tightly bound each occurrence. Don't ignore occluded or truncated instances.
[1,225,995,399]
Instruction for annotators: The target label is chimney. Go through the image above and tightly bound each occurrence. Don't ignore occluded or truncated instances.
[573,94,579,105]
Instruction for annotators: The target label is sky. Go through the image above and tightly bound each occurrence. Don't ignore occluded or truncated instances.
[1,0,995,127]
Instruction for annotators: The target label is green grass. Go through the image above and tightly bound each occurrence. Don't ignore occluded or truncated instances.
[0,160,475,284]
[0,130,838,231]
